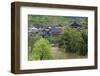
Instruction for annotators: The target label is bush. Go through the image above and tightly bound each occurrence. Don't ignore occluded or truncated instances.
[58,28,81,53]
[47,36,59,44]
[58,28,88,56]
[31,38,53,60]
[79,30,88,56]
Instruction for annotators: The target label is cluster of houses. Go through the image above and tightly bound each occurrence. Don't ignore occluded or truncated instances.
[28,22,87,38]
[28,26,63,38]
[70,22,87,29]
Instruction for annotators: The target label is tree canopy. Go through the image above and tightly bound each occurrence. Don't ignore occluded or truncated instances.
[28,15,88,27]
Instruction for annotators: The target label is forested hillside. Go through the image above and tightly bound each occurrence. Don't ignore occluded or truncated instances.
[28,15,88,27]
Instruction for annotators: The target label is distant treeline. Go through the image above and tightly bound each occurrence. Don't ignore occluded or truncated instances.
[28,15,88,28]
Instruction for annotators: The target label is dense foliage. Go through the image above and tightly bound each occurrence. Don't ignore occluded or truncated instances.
[79,30,88,55]
[29,38,53,60]
[28,34,41,52]
[58,28,87,56]
[28,15,87,27]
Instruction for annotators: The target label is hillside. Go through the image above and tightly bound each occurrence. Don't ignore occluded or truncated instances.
[28,15,88,28]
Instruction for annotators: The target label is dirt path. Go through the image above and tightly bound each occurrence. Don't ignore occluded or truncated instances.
[51,47,87,59]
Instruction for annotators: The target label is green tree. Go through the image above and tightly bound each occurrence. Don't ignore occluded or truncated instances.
[61,28,82,53]
[58,28,87,56]
[31,38,53,60]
